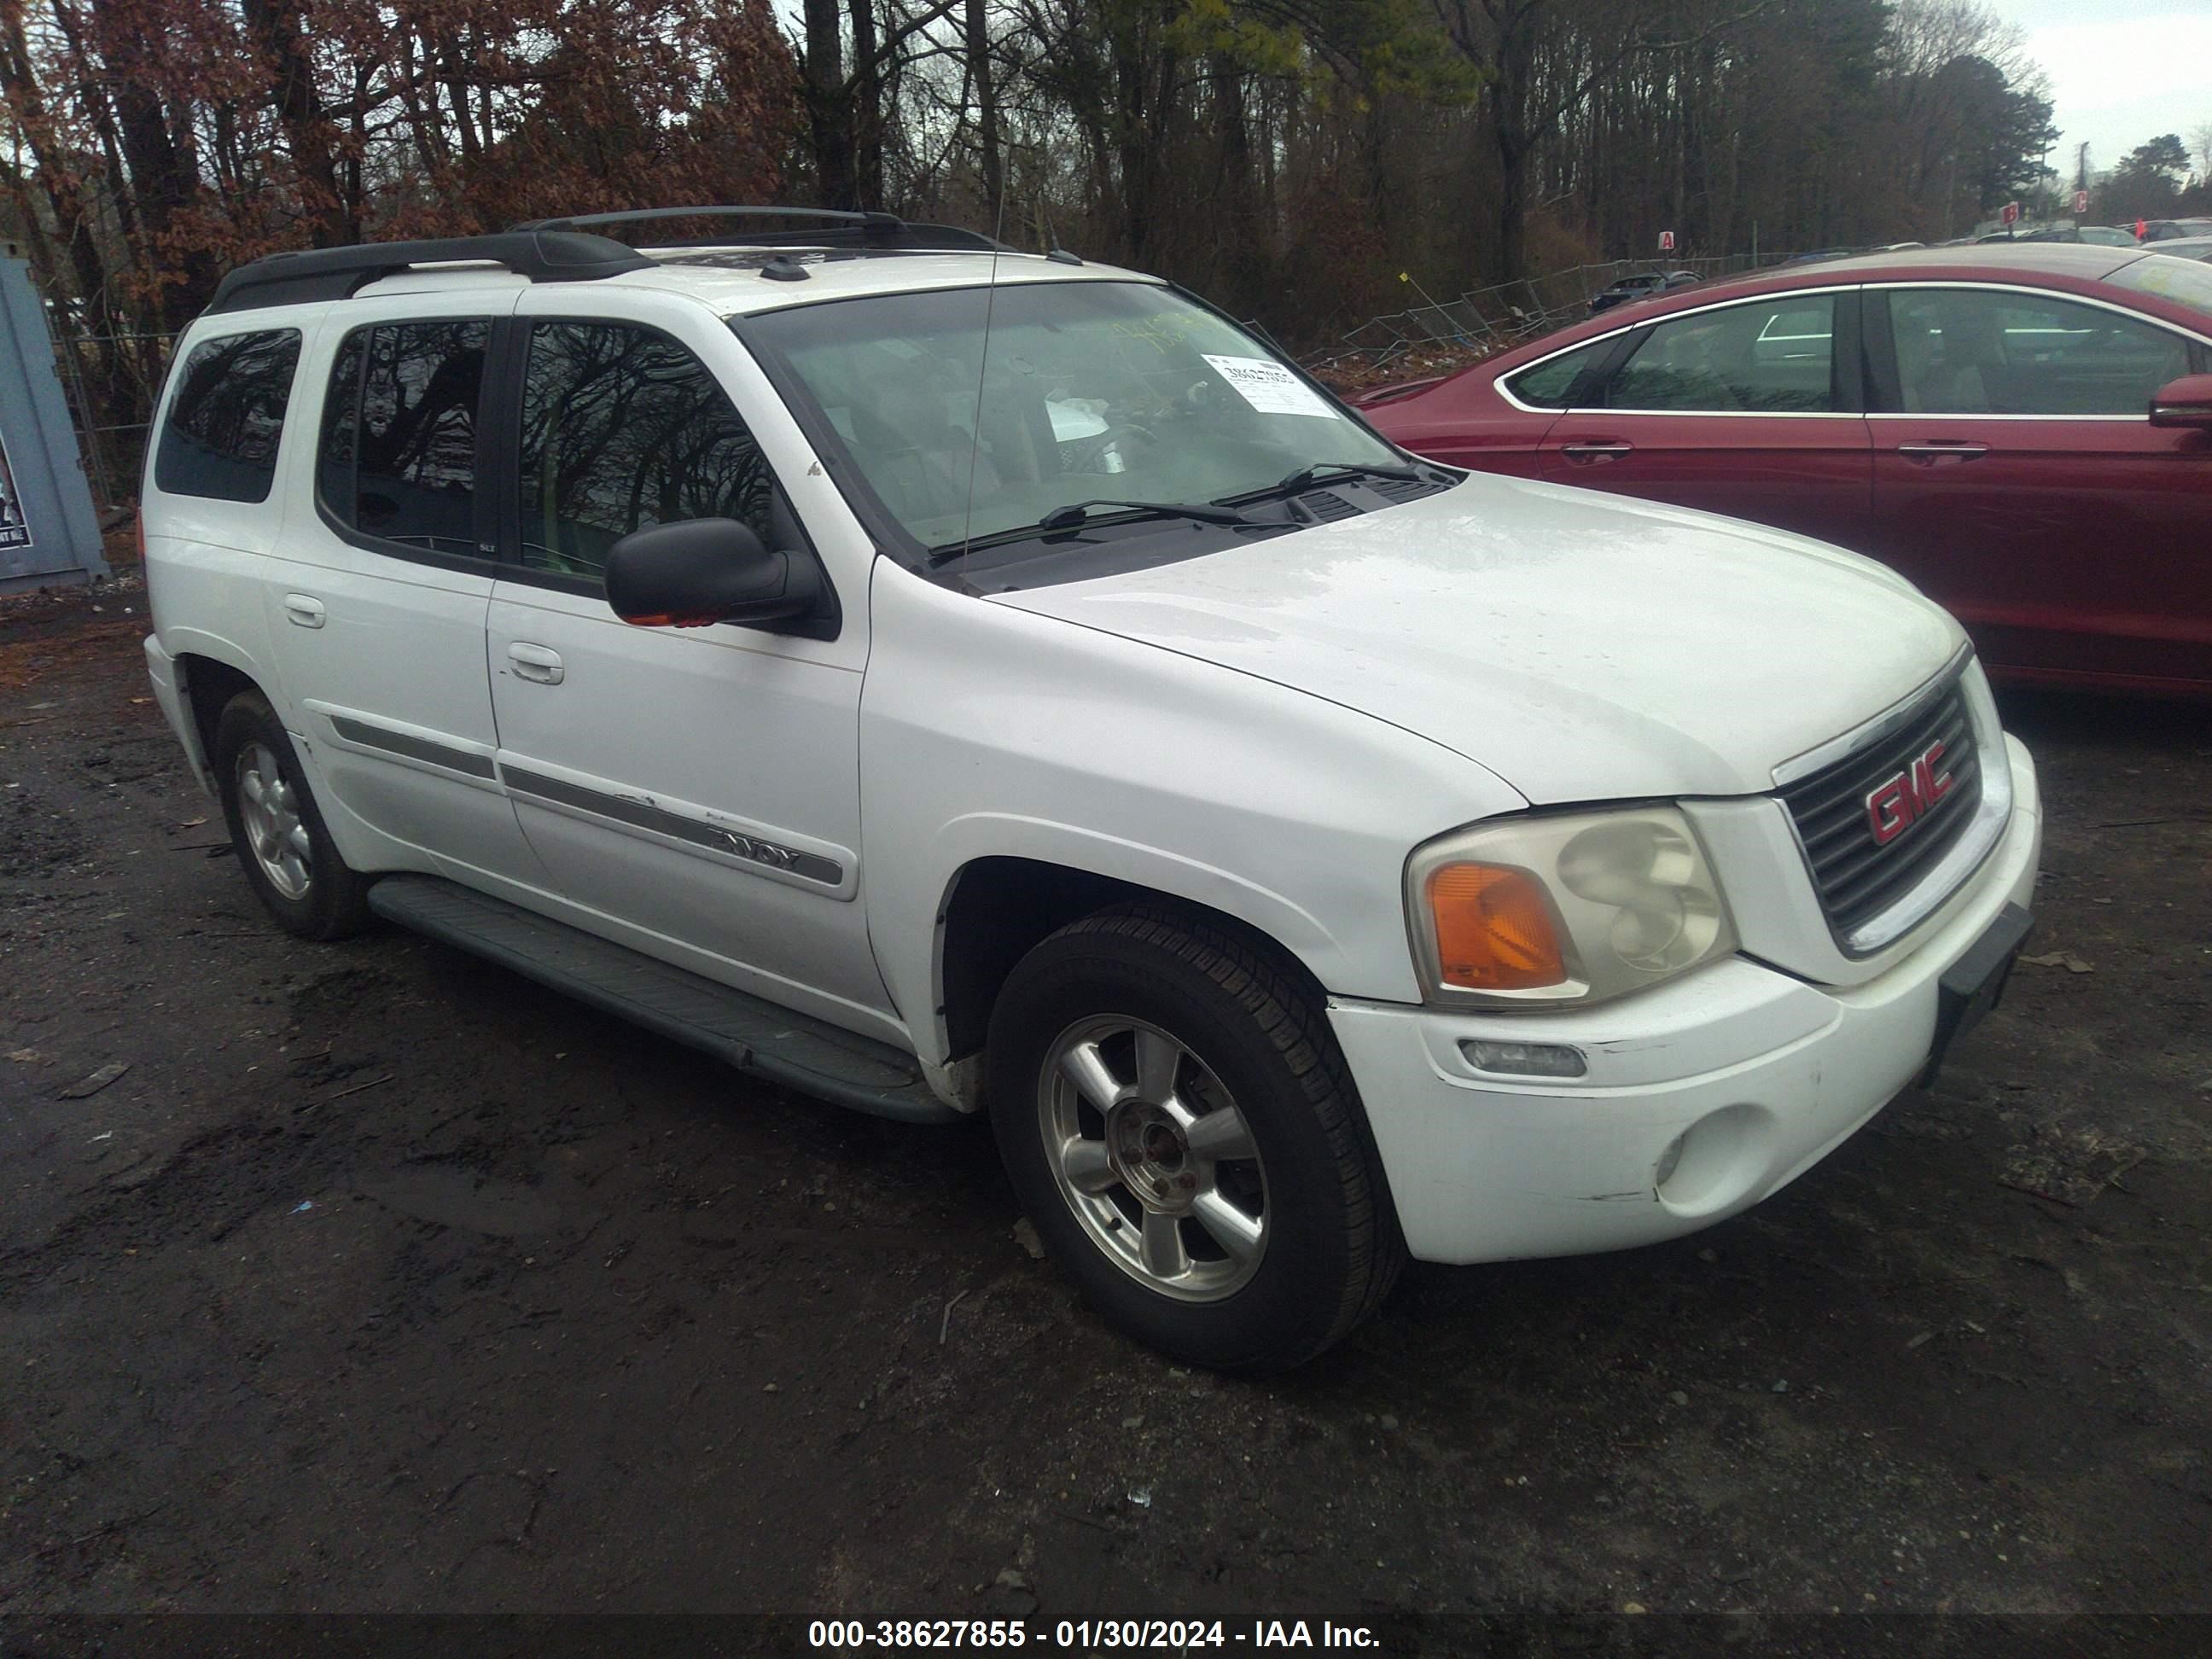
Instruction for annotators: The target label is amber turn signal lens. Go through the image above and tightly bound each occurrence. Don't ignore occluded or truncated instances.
[1427,863,1567,991]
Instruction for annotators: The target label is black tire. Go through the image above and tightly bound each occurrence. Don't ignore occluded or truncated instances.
[212,690,371,940]
[987,904,1404,1372]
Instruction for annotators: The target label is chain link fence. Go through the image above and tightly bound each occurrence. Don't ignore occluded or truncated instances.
[47,323,175,516]
[1305,253,1791,378]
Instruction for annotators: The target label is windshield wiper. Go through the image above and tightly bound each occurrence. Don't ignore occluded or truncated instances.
[1266,460,1427,495]
[927,498,1258,566]
[1038,498,1259,532]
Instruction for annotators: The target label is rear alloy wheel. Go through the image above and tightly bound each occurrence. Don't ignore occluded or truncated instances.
[235,738,311,900]
[213,690,371,940]
[988,905,1403,1372]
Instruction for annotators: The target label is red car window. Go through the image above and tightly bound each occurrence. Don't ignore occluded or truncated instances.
[2107,253,2212,323]
[1887,288,2191,415]
[1503,338,1615,408]
[1602,296,1837,412]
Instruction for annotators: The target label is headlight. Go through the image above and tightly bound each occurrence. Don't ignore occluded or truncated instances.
[1406,806,1737,1007]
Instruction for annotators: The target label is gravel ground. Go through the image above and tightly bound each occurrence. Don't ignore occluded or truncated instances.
[1,575,2207,1649]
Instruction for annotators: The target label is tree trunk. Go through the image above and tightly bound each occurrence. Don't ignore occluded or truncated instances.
[1211,55,1257,311]
[239,0,346,247]
[850,0,882,207]
[1493,131,1530,285]
[966,0,1001,230]
[439,35,480,164]
[76,0,219,319]
[0,0,112,331]
[1110,23,1146,262]
[1108,13,1173,266]
[1484,0,1540,283]
[802,0,854,209]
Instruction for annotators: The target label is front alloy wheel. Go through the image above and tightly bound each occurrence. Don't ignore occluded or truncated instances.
[988,905,1404,1372]
[1040,1016,1269,1301]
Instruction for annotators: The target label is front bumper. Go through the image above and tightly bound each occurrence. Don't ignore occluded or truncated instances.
[1330,734,2042,1266]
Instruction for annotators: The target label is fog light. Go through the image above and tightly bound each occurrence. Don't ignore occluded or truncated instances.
[1654,1103,1771,1214]
[1460,1039,1587,1079]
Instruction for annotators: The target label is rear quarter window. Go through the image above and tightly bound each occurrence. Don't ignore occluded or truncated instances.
[154,329,302,503]
[1504,340,1610,408]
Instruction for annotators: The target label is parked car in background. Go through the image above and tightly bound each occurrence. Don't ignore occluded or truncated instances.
[2142,219,2212,242]
[2145,236,2212,264]
[1355,245,2212,695]
[2019,225,2139,247]
[1588,272,1663,312]
[1587,270,1700,313]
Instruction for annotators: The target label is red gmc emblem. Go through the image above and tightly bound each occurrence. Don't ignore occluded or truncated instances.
[1865,741,1955,845]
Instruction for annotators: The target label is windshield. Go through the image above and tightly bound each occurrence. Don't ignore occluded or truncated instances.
[742,280,1400,553]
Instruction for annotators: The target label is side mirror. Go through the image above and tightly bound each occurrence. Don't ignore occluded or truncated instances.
[2149,374,2212,430]
[604,518,820,628]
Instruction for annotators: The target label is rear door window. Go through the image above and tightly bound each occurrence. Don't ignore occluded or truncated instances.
[154,329,302,503]
[318,320,491,555]
[1884,288,2193,414]
[1602,296,1838,412]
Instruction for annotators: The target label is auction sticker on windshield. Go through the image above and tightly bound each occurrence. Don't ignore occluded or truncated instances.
[1201,354,1339,418]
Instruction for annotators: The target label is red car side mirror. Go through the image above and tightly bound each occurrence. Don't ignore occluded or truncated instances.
[2148,373,2212,429]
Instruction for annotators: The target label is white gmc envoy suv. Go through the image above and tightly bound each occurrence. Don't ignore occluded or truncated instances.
[141,208,2041,1371]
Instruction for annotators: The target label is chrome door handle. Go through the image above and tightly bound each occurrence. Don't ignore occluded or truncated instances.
[1560,441,1634,461]
[507,643,564,684]
[1895,442,1988,460]
[283,594,326,629]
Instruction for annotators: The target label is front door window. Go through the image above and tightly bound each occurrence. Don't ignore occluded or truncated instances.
[517,322,777,587]
[1601,296,1838,412]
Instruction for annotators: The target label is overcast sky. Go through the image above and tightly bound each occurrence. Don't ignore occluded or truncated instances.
[1982,0,2212,179]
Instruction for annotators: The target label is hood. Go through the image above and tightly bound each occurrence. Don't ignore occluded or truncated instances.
[994,474,1965,804]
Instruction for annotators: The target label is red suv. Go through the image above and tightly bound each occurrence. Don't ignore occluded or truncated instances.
[1357,246,2212,694]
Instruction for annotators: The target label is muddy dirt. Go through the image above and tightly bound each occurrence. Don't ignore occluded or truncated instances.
[2,577,2208,1645]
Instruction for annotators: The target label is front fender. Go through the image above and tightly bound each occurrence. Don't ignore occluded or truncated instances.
[860,561,1526,1067]
[919,809,1347,1021]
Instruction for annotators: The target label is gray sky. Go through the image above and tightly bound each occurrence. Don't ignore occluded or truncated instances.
[1982,0,2212,180]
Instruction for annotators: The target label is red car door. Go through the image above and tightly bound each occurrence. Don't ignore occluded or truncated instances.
[1535,289,1876,548]
[1866,284,2212,689]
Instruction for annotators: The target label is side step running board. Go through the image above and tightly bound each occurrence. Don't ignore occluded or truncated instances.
[366,875,960,1126]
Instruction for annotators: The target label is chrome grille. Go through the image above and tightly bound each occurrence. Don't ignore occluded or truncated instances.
[1778,679,1980,940]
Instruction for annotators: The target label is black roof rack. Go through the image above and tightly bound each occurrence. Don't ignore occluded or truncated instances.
[201,208,1018,317]
[206,230,655,314]
[509,206,1014,254]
